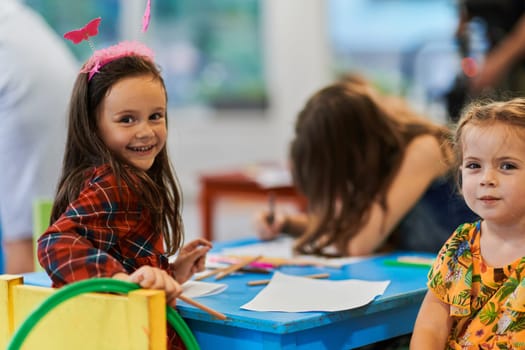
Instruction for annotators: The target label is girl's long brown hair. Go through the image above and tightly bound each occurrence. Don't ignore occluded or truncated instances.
[51,56,183,255]
[291,81,451,256]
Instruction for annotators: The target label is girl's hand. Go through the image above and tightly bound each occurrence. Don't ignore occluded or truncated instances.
[253,210,288,240]
[113,266,182,307]
[171,238,212,284]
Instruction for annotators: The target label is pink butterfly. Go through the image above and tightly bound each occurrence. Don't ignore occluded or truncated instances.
[142,0,151,33]
[63,17,101,44]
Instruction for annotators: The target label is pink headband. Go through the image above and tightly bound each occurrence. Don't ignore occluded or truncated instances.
[64,0,153,81]
[80,41,155,80]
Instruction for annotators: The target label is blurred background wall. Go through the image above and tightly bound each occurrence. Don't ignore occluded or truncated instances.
[24,0,467,201]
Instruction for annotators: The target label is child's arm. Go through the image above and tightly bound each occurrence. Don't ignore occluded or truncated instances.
[410,290,452,349]
[346,134,449,255]
[170,238,212,284]
[38,231,128,286]
[113,266,182,307]
[470,13,525,92]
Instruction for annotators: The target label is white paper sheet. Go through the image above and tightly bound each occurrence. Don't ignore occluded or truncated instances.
[219,236,373,268]
[241,272,390,312]
[182,280,227,298]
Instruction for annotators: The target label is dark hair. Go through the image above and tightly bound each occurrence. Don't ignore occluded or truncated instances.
[51,55,183,255]
[291,82,450,255]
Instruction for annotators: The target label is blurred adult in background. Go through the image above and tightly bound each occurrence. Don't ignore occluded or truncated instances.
[446,0,525,121]
[0,0,77,273]
[254,76,477,258]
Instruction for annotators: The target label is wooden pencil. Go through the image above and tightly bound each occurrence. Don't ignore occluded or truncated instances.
[247,272,330,286]
[266,192,275,224]
[194,268,222,281]
[178,294,227,320]
[195,255,265,281]
[214,255,263,280]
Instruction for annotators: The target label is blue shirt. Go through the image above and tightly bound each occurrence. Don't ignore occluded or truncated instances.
[394,175,478,253]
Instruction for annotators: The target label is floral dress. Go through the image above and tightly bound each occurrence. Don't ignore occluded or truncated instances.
[428,221,525,349]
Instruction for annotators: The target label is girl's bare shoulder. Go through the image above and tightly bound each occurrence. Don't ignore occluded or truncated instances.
[405,134,450,175]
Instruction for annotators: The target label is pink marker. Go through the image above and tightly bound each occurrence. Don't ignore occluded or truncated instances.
[249,261,276,269]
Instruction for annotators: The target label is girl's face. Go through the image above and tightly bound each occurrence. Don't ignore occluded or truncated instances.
[97,74,167,171]
[461,122,525,225]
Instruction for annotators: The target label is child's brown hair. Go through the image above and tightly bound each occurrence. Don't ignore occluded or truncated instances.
[52,55,183,255]
[291,81,450,255]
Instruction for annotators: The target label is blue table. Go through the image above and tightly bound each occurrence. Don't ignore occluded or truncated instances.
[25,239,433,349]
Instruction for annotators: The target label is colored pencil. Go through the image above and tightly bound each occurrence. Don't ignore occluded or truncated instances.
[383,256,434,268]
[247,272,330,286]
[178,294,227,320]
[195,255,267,281]
[214,255,263,280]
[194,268,222,281]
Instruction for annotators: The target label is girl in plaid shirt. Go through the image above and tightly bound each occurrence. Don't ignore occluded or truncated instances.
[37,44,212,322]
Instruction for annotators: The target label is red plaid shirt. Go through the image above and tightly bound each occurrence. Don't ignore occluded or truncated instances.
[37,164,170,287]
[38,165,186,349]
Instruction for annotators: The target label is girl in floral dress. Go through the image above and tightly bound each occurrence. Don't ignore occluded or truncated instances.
[411,97,525,349]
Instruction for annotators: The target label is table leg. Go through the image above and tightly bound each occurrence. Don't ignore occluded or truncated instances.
[199,184,214,241]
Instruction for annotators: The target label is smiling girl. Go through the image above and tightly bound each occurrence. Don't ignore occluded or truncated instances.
[37,48,212,314]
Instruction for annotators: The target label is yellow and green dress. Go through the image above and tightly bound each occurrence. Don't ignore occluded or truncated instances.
[429,221,525,349]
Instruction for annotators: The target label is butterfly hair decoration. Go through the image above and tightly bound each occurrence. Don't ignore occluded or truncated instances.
[63,0,153,81]
[63,17,101,48]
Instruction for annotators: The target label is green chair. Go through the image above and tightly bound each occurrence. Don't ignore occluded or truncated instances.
[0,220,4,274]
[32,198,53,272]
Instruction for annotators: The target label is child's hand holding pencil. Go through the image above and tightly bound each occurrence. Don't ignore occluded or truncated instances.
[253,193,288,240]
[266,192,275,225]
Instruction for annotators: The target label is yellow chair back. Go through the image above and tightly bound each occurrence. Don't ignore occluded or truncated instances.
[0,275,167,349]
